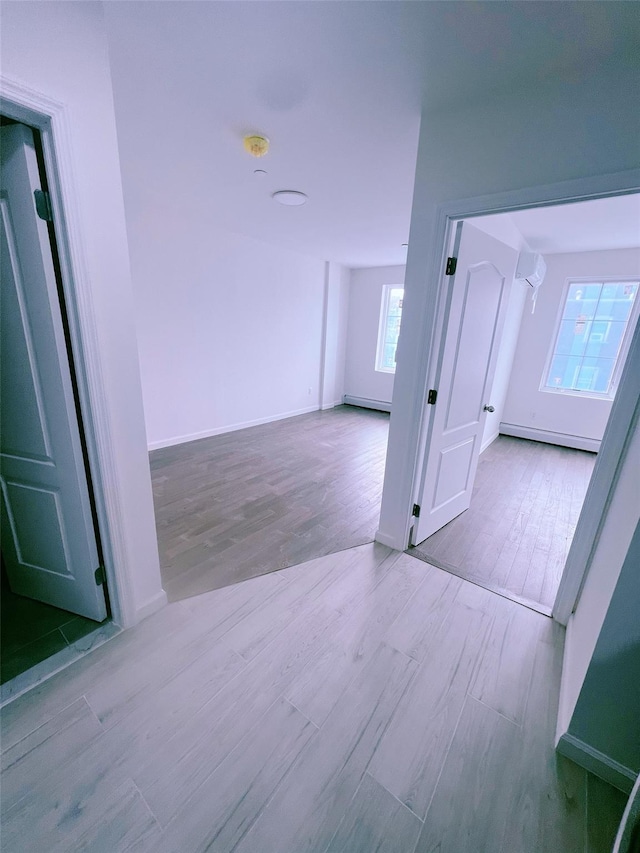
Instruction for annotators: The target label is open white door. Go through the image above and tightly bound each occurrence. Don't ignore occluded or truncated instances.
[0,123,107,621]
[412,221,518,545]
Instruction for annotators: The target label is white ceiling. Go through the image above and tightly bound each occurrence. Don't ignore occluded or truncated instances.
[476,194,640,257]
[104,1,640,269]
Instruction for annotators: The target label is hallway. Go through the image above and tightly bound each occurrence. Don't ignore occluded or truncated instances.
[0,542,627,851]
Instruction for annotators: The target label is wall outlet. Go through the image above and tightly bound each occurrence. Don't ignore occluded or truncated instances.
[308,387,312,395]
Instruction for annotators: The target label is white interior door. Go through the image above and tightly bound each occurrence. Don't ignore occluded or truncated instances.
[412,221,518,545]
[0,123,107,621]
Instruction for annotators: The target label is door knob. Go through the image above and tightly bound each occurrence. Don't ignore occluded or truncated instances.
[483,405,495,413]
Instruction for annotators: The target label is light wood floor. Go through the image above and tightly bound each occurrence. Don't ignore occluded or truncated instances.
[410,435,596,614]
[0,543,627,852]
[150,406,389,601]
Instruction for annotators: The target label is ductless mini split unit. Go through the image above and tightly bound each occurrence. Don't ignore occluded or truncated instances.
[515,251,547,312]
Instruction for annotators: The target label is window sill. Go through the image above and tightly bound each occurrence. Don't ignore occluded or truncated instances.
[539,386,616,402]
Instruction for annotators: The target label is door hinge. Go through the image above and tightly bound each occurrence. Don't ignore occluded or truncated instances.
[34,189,53,222]
[446,256,457,275]
[412,503,421,518]
[94,565,106,586]
[427,389,438,405]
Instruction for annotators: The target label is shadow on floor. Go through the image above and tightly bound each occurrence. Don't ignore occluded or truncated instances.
[1,582,103,684]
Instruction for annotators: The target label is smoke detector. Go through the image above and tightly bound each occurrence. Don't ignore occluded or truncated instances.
[243,135,270,157]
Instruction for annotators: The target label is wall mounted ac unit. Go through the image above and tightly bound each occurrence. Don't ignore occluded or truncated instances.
[515,252,547,288]
[515,252,547,313]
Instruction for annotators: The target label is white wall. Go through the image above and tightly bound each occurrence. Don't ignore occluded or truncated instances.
[129,217,328,449]
[1,2,164,625]
[378,58,640,551]
[566,518,640,786]
[344,265,405,409]
[502,248,640,446]
[481,286,528,451]
[105,36,343,448]
[472,215,530,451]
[471,212,530,254]
[558,399,640,785]
[321,261,349,410]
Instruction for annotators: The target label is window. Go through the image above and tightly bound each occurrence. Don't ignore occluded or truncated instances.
[376,286,404,373]
[542,280,639,397]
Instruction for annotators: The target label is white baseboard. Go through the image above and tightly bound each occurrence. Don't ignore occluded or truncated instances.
[480,431,500,455]
[556,616,576,742]
[134,589,168,623]
[499,423,600,453]
[374,528,404,550]
[343,395,392,413]
[147,405,320,451]
[556,732,637,794]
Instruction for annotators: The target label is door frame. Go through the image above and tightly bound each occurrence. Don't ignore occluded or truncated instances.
[0,77,135,627]
[377,167,640,624]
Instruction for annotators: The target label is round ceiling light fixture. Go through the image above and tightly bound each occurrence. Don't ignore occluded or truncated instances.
[272,190,308,206]
[243,135,270,157]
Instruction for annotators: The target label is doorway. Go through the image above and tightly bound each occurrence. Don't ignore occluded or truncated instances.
[406,194,640,615]
[0,118,110,687]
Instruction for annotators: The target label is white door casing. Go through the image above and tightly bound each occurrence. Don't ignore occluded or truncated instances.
[0,123,107,621]
[412,221,518,545]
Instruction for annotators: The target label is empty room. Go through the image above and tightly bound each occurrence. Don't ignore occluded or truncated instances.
[1,3,639,852]
[408,197,640,615]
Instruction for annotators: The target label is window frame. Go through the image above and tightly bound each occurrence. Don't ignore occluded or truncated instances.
[375,284,404,374]
[540,276,640,400]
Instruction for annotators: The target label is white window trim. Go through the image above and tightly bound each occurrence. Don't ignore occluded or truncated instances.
[540,275,640,401]
[375,284,404,374]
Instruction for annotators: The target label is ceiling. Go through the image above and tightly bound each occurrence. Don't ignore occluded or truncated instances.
[104,2,640,269]
[476,194,640,257]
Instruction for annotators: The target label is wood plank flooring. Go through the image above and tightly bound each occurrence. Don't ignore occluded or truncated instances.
[149,405,389,600]
[410,435,596,613]
[0,542,627,852]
